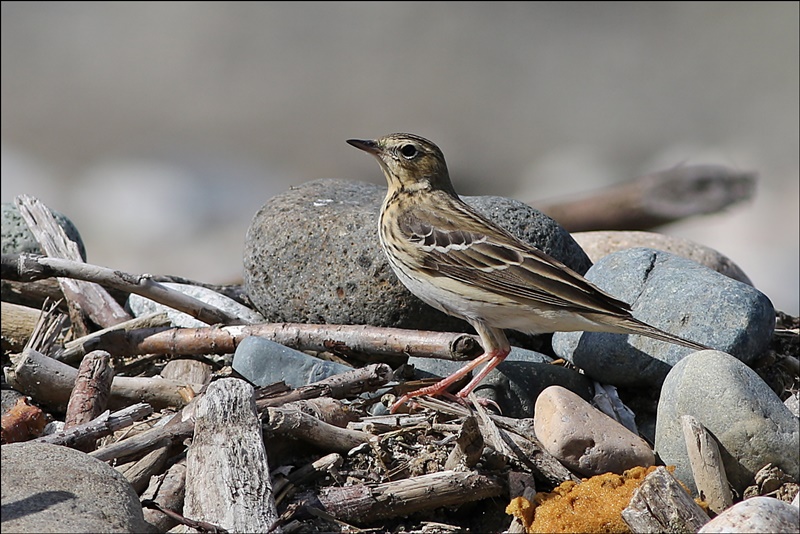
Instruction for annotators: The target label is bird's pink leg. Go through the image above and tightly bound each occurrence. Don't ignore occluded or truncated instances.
[389,322,509,413]
[455,347,510,398]
[389,351,494,413]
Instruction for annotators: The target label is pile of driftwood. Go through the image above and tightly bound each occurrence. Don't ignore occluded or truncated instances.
[2,166,786,533]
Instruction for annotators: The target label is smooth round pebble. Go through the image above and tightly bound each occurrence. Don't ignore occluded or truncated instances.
[1,202,87,261]
[552,247,774,387]
[534,385,655,476]
[656,350,799,495]
[698,496,800,533]
[127,282,264,327]
[1,442,153,533]
[571,230,752,285]
[242,178,590,332]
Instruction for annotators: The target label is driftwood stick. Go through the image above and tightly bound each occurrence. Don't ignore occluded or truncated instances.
[1,301,42,353]
[15,194,131,328]
[64,350,115,430]
[290,453,344,486]
[148,274,249,305]
[304,361,393,398]
[621,466,710,533]
[33,403,153,448]
[280,397,359,429]
[160,358,213,386]
[185,378,279,533]
[263,406,371,453]
[6,348,201,412]
[274,453,345,506]
[1,277,67,313]
[532,165,756,232]
[142,457,187,532]
[444,415,483,470]
[57,312,172,364]
[681,415,734,514]
[25,298,68,356]
[90,413,195,463]
[2,253,245,326]
[59,321,483,362]
[470,392,515,458]
[116,438,174,493]
[314,470,503,523]
[256,363,392,411]
[142,498,228,534]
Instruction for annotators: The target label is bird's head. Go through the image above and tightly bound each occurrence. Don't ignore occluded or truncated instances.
[347,133,456,194]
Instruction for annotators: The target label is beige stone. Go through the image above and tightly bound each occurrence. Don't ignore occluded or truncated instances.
[699,496,800,533]
[534,385,655,476]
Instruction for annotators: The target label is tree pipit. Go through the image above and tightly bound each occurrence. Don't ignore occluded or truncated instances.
[347,133,709,413]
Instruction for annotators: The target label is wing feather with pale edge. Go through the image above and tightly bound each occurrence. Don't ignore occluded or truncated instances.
[395,193,633,316]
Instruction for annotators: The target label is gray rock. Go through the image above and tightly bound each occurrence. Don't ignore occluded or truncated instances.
[242,178,591,331]
[571,230,753,285]
[698,496,800,533]
[655,350,800,495]
[534,385,655,476]
[1,202,87,261]
[407,347,592,418]
[1,442,153,533]
[552,247,774,387]
[232,335,352,387]
[126,282,264,327]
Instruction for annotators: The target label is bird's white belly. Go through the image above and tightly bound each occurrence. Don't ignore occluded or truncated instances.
[389,260,605,335]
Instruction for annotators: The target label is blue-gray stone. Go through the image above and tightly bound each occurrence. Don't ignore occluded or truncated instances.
[232,335,351,388]
[551,247,774,387]
[655,350,799,495]
[1,202,87,261]
[406,347,593,418]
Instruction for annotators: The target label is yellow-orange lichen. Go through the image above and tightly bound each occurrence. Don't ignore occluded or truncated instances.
[507,466,657,533]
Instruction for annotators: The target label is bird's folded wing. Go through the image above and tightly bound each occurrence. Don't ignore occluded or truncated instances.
[399,210,632,316]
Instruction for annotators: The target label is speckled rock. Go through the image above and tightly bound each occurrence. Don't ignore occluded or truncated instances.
[698,496,800,533]
[126,282,264,327]
[406,347,593,418]
[552,247,774,388]
[534,385,655,476]
[1,442,153,533]
[1,202,87,261]
[656,351,800,495]
[571,230,752,285]
[243,178,591,331]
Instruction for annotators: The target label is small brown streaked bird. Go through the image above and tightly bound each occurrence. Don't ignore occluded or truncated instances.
[347,133,709,413]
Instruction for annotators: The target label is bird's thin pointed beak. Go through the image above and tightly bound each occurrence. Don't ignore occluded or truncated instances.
[346,138,379,154]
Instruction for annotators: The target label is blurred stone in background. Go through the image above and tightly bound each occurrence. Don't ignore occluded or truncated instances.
[1,3,797,314]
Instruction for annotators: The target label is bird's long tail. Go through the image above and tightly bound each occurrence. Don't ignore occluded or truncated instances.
[620,316,711,351]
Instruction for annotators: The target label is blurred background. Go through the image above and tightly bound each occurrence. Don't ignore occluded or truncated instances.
[2,2,798,315]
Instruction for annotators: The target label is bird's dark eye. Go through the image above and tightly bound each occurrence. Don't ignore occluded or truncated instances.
[400,144,418,159]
